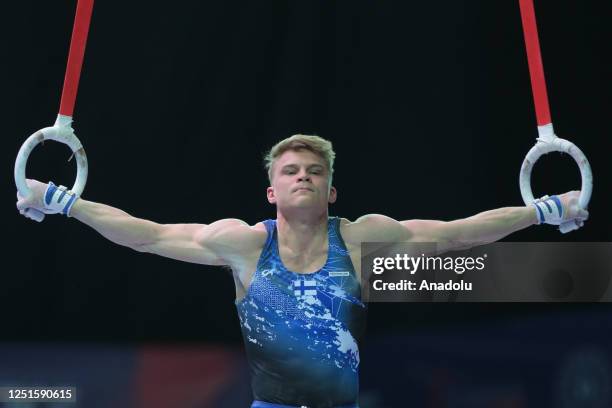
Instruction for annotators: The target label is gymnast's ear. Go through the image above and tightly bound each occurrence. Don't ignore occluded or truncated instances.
[328,186,337,204]
[267,186,276,204]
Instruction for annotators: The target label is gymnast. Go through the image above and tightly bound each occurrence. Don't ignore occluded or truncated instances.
[16,134,588,408]
[14,0,593,406]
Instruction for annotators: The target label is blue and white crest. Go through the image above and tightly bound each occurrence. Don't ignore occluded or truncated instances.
[294,279,317,297]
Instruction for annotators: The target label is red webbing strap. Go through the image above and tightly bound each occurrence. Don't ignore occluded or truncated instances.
[518,0,552,126]
[58,0,94,117]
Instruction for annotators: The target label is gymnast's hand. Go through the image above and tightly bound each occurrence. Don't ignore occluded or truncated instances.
[532,190,589,228]
[16,178,79,217]
[558,190,589,226]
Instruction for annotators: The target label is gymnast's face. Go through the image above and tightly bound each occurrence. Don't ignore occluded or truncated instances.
[267,149,337,211]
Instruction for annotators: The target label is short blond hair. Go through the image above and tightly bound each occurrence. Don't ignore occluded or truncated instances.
[264,134,335,184]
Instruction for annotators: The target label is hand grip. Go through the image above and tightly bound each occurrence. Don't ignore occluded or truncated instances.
[15,118,88,223]
[520,126,592,234]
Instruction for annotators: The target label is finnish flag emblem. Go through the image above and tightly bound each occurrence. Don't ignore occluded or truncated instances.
[294,279,317,297]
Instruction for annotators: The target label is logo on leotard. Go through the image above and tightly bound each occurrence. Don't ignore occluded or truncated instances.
[261,269,275,277]
[294,279,317,297]
[329,271,350,277]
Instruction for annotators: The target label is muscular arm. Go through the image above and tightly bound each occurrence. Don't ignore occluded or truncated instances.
[346,189,591,258]
[401,206,538,252]
[343,206,538,257]
[17,179,264,267]
[402,189,589,251]
[70,199,164,249]
[69,199,262,265]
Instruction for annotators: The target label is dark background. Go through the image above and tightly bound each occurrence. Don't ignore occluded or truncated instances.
[2,0,610,344]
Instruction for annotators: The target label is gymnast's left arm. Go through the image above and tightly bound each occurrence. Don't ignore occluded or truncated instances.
[403,206,538,252]
[402,190,589,252]
[343,191,589,255]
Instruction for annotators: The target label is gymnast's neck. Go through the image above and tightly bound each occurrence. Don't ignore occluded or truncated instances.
[275,208,329,254]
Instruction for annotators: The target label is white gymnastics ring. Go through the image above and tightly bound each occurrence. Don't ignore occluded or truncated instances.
[519,124,592,234]
[14,115,88,222]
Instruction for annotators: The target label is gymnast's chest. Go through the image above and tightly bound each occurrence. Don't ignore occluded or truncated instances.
[277,244,328,274]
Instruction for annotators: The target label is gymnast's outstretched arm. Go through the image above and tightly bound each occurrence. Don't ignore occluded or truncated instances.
[16,179,264,266]
[343,190,589,255]
[408,190,589,251]
[401,206,539,251]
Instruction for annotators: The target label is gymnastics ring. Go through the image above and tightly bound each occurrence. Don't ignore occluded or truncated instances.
[14,114,88,222]
[519,124,592,233]
[15,0,94,222]
[518,0,593,234]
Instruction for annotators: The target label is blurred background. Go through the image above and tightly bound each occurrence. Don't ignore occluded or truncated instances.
[1,0,610,407]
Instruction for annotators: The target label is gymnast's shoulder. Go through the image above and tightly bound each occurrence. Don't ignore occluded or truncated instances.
[191,219,267,262]
[338,214,415,245]
[197,218,267,247]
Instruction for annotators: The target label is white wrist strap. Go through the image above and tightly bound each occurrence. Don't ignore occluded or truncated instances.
[44,182,78,216]
[531,195,563,225]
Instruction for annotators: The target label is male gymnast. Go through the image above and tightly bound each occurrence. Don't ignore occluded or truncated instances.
[16,135,589,408]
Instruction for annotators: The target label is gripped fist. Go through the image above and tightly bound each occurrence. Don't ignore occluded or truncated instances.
[16,179,54,216]
[557,190,589,227]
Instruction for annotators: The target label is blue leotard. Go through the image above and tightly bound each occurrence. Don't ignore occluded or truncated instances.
[236,217,366,408]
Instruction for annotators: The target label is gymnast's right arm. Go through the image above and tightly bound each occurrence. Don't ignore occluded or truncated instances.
[16,179,262,266]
